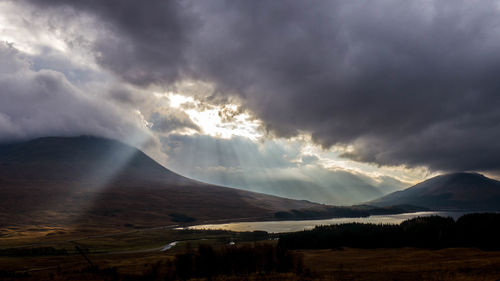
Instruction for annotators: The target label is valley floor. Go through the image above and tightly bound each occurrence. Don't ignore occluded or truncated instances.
[2,228,500,281]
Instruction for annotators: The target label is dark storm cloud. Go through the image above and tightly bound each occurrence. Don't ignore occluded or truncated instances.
[23,0,500,172]
[25,0,196,85]
[190,0,500,173]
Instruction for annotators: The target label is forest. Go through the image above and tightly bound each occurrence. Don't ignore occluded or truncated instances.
[279,213,500,250]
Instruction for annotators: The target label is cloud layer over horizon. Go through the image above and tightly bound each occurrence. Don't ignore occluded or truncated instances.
[3,0,500,205]
[17,0,500,174]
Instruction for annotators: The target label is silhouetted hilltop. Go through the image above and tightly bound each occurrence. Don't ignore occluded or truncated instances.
[0,136,182,183]
[370,172,500,211]
[0,136,323,229]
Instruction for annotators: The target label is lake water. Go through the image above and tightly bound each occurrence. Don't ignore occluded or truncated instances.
[186,211,469,233]
[160,241,178,252]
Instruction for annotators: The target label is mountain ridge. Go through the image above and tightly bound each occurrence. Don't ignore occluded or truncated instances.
[0,136,324,229]
[370,172,500,211]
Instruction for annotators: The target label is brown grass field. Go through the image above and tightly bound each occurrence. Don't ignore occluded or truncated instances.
[2,227,500,281]
[300,247,500,281]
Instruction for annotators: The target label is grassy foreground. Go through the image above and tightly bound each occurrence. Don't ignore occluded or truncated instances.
[3,244,500,280]
[3,215,500,280]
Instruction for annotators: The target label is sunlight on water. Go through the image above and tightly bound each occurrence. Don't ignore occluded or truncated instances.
[185,211,469,233]
[160,241,178,252]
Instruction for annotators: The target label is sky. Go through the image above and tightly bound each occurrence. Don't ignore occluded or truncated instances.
[1,0,500,205]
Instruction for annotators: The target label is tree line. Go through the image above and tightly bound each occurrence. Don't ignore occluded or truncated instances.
[144,243,304,280]
[278,213,500,250]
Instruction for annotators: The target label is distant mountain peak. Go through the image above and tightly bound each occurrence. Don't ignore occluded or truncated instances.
[438,172,487,180]
[416,172,494,189]
[370,172,500,211]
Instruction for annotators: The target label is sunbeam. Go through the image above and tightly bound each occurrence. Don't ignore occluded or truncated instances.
[4,1,500,279]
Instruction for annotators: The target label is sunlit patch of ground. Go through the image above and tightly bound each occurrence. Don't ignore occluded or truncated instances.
[0,226,70,245]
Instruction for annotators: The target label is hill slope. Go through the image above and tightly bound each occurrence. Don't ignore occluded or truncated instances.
[370,172,500,211]
[0,136,322,229]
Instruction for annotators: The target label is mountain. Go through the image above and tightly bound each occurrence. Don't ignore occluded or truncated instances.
[226,178,383,206]
[0,136,324,230]
[370,172,500,211]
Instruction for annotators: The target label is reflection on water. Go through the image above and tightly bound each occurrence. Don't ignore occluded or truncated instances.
[186,211,469,233]
[160,241,178,251]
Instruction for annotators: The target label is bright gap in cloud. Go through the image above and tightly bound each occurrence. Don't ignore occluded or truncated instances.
[155,90,429,192]
[160,92,263,141]
[0,2,67,55]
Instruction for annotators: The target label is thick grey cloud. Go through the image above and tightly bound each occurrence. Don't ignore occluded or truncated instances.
[0,43,150,145]
[149,111,199,134]
[25,0,196,85]
[21,0,500,173]
[190,0,500,173]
